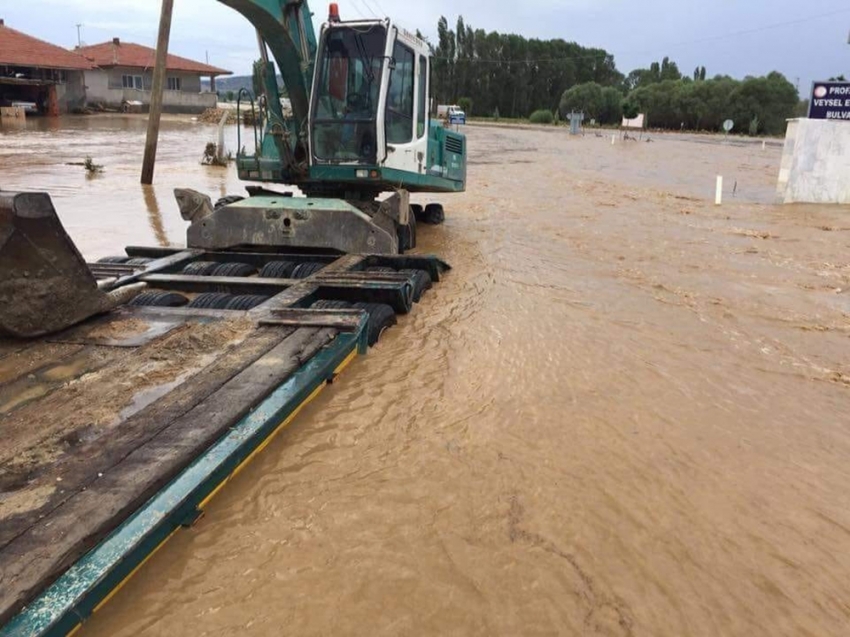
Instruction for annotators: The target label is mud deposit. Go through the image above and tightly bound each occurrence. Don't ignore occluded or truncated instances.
[3,117,850,636]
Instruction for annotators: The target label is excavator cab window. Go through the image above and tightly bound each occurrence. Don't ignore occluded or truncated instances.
[312,24,386,163]
[386,41,415,144]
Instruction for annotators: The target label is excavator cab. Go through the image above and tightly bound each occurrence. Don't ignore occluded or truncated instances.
[311,21,385,164]
[307,15,458,195]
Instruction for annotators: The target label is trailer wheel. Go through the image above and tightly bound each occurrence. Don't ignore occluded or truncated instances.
[422,203,445,225]
[259,260,297,278]
[291,262,325,279]
[353,302,397,346]
[212,262,257,277]
[124,257,153,266]
[182,261,220,276]
[97,255,130,264]
[366,267,397,274]
[399,269,432,302]
[225,294,269,310]
[214,195,245,209]
[411,203,425,223]
[311,299,352,310]
[188,292,233,309]
[129,291,189,307]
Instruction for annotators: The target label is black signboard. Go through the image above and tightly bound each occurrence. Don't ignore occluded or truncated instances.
[808,81,850,121]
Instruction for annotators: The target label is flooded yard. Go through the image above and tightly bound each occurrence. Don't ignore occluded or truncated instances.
[2,115,850,636]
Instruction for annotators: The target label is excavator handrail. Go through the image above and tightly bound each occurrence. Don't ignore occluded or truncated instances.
[216,0,316,130]
[236,88,260,159]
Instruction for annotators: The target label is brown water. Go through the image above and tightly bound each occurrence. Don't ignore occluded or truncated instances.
[4,117,850,636]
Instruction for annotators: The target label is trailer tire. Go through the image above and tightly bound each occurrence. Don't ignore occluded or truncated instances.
[311,299,352,310]
[124,257,153,266]
[225,294,269,310]
[97,255,130,264]
[212,262,257,277]
[259,260,297,278]
[366,267,397,274]
[182,261,220,276]
[130,291,189,307]
[188,292,233,309]
[399,269,432,302]
[411,203,425,223]
[291,262,325,279]
[422,203,445,225]
[353,302,397,346]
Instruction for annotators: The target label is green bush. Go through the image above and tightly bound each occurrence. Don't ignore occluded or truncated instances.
[457,97,473,116]
[529,109,554,124]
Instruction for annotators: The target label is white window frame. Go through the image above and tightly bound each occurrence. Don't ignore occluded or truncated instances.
[167,76,181,91]
[122,74,143,90]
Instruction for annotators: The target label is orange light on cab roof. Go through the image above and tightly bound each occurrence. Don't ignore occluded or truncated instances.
[329,3,340,21]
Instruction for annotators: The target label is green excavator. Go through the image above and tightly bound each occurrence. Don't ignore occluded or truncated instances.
[0,0,467,337]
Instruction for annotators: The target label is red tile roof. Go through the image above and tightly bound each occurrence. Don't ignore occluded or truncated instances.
[78,41,230,76]
[0,23,93,70]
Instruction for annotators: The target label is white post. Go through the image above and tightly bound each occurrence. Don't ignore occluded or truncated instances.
[762,140,766,150]
[611,134,616,145]
[217,112,228,163]
[715,176,723,205]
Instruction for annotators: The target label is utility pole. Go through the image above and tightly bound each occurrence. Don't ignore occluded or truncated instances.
[141,0,174,185]
[75,23,83,48]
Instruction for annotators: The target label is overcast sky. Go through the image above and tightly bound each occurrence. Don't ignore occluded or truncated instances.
[3,0,849,93]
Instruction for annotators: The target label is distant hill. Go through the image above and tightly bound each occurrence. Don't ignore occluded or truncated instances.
[202,75,286,99]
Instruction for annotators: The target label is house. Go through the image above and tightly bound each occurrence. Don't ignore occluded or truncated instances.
[0,19,92,115]
[77,39,231,113]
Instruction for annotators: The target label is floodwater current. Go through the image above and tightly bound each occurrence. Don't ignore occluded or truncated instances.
[2,116,850,636]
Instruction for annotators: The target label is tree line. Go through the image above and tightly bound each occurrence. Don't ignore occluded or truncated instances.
[430,16,802,135]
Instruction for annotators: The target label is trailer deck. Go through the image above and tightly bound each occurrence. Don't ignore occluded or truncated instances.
[0,247,448,636]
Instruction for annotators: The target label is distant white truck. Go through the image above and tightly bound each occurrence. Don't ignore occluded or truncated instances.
[437,104,466,124]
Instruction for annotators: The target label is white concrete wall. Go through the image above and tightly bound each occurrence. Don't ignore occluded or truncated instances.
[84,70,110,102]
[777,118,850,205]
[83,69,217,113]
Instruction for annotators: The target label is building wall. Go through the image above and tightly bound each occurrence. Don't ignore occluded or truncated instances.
[0,68,86,114]
[777,119,850,205]
[57,71,87,111]
[84,67,216,113]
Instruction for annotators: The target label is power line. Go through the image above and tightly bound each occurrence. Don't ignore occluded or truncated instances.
[358,0,380,19]
[369,0,388,18]
[346,0,368,19]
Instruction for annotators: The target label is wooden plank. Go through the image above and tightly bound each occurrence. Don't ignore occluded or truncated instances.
[108,250,201,289]
[141,273,295,295]
[0,319,251,522]
[130,306,247,320]
[0,344,136,474]
[0,343,82,387]
[0,327,335,626]
[0,347,116,420]
[260,308,365,331]
[0,326,287,547]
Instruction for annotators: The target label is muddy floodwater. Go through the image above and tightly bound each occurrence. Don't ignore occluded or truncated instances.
[3,116,850,636]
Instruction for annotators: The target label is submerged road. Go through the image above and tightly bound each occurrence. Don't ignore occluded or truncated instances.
[2,116,850,636]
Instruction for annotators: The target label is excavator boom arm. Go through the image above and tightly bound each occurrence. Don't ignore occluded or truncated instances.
[216,0,317,129]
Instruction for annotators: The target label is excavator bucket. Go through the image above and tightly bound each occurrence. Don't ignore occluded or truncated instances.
[0,190,140,338]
